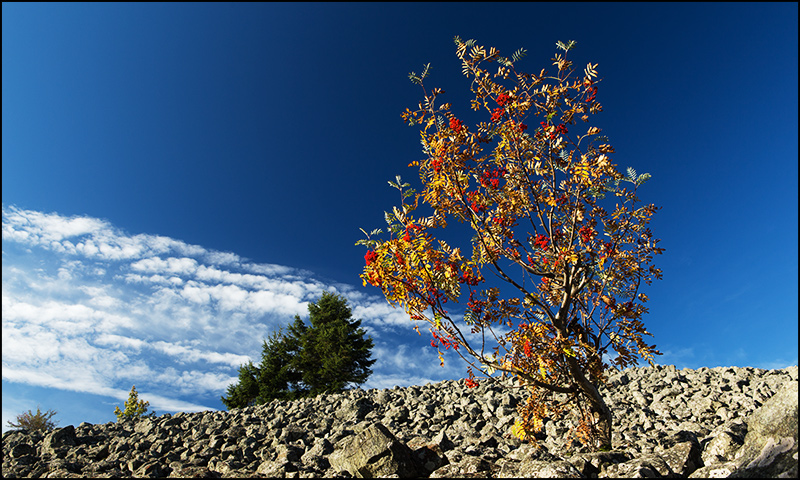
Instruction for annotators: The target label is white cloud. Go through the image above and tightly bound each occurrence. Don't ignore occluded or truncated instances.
[94,333,147,351]
[150,341,250,367]
[204,251,240,266]
[130,256,199,276]
[352,301,415,330]
[3,204,430,418]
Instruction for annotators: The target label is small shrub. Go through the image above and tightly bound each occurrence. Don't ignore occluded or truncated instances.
[6,405,59,432]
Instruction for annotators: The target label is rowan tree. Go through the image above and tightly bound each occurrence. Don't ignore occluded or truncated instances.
[358,37,664,450]
[6,405,59,432]
[222,292,375,409]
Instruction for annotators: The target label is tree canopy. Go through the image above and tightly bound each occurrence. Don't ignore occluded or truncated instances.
[358,37,663,450]
[222,291,375,409]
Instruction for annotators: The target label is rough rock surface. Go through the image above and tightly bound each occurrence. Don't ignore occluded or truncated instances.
[3,364,797,478]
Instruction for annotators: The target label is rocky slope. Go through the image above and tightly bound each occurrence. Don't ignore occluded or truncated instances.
[3,364,797,478]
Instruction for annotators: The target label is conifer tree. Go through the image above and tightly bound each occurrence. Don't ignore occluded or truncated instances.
[221,292,375,409]
[221,329,306,409]
[114,385,156,422]
[294,291,376,396]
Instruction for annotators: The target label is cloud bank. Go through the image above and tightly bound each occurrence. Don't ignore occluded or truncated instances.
[2,205,462,424]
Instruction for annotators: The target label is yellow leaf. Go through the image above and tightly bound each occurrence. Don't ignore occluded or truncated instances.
[533,416,543,432]
[511,420,528,441]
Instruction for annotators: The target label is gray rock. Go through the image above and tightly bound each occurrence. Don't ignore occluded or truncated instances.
[498,457,584,478]
[41,425,77,455]
[2,365,797,478]
[429,455,493,478]
[729,380,798,478]
[701,419,747,465]
[603,453,674,478]
[328,422,423,478]
[567,450,633,477]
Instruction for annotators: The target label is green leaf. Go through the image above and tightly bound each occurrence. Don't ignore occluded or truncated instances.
[388,175,409,190]
[627,167,637,181]
[556,40,577,52]
[463,310,476,325]
[421,63,432,80]
[512,47,527,62]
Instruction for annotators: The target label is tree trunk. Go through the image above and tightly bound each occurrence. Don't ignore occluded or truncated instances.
[584,387,613,450]
[565,356,613,450]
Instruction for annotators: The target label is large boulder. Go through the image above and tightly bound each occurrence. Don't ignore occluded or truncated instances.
[730,380,798,478]
[41,425,77,455]
[691,380,798,478]
[328,422,423,478]
[408,431,452,475]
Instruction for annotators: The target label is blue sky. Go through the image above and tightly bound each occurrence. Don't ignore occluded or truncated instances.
[2,3,797,432]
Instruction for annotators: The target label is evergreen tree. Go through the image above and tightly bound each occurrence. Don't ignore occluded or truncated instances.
[221,292,375,409]
[294,292,376,396]
[114,385,156,422]
[220,328,307,409]
[220,360,261,409]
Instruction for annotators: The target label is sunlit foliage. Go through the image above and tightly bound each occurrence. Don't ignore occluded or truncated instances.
[114,385,156,422]
[358,37,664,450]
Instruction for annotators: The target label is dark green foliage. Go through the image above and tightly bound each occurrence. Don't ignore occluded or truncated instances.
[6,405,59,432]
[221,292,375,409]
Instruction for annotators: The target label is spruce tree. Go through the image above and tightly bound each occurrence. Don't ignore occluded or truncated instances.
[294,292,375,396]
[221,292,375,409]
[220,360,261,409]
